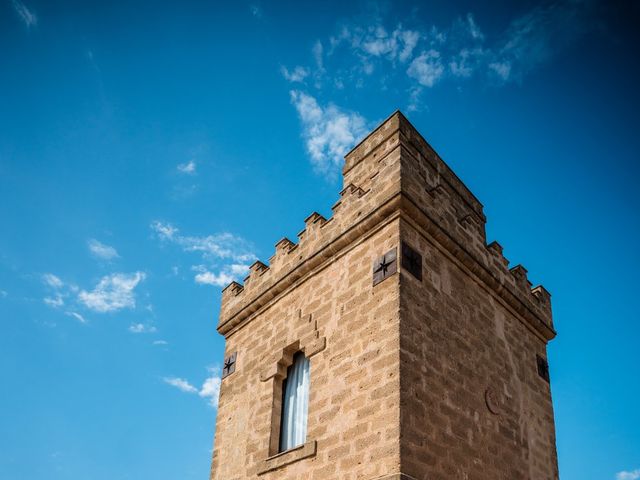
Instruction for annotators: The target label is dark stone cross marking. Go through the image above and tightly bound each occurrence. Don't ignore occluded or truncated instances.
[401,242,423,281]
[372,248,397,286]
[222,352,237,379]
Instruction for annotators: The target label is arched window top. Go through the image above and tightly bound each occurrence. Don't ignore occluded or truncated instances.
[279,352,310,452]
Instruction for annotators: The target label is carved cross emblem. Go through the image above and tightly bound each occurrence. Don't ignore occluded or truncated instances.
[536,354,550,383]
[222,352,237,379]
[372,248,397,286]
[375,256,393,275]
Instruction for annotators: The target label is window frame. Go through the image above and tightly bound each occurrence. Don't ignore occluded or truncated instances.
[278,351,311,453]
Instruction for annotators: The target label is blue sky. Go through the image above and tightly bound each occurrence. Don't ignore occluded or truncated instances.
[1,0,639,479]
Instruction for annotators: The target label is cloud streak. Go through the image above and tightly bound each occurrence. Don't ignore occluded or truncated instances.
[151,221,254,262]
[617,470,640,480]
[12,0,37,28]
[88,239,119,260]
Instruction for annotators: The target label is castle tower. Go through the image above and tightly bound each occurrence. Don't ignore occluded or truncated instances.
[210,112,558,480]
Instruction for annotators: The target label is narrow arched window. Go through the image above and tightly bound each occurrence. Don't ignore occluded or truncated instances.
[279,352,310,452]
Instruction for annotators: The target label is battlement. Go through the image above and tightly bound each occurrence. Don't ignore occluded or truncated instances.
[218,111,554,341]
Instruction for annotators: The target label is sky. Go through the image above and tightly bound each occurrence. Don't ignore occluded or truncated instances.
[0,0,639,479]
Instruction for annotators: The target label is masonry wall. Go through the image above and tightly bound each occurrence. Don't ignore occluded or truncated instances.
[398,218,558,480]
[210,110,559,480]
[210,220,403,480]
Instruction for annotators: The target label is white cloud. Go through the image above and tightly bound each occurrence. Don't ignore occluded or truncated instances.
[617,470,640,480]
[489,61,512,81]
[407,50,444,87]
[42,273,64,289]
[12,0,37,28]
[153,340,168,346]
[289,90,368,176]
[249,4,262,18]
[42,274,69,309]
[199,368,222,408]
[281,65,310,83]
[88,239,119,260]
[44,295,64,308]
[177,160,197,175]
[151,221,178,240]
[194,270,234,287]
[163,367,221,408]
[192,264,249,287]
[128,323,157,333]
[66,311,86,324]
[78,272,146,313]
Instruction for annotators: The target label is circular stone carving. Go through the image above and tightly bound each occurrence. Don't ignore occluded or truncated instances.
[485,387,501,415]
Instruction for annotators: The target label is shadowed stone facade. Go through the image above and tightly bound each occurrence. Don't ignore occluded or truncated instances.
[209,111,559,480]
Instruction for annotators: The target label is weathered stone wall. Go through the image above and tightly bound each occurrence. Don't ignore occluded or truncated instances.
[399,218,558,480]
[211,220,403,480]
[210,111,558,479]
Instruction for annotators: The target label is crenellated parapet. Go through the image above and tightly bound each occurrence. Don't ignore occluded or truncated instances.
[218,111,554,340]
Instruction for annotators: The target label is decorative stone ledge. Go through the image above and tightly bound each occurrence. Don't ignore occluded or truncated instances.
[218,111,555,343]
[257,440,317,475]
[370,474,419,480]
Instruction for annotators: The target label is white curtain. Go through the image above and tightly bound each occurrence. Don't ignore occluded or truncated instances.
[279,353,310,452]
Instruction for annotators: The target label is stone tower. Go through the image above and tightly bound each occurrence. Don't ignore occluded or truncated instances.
[210,112,558,480]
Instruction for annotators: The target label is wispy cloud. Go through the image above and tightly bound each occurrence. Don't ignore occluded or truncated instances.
[163,366,221,408]
[617,470,640,480]
[153,339,168,346]
[151,221,254,262]
[281,65,310,83]
[163,376,198,394]
[0,290,7,298]
[128,323,157,333]
[341,24,420,64]
[287,1,600,102]
[151,221,255,287]
[12,0,37,28]
[42,273,70,309]
[44,295,65,308]
[42,273,64,289]
[78,272,146,313]
[88,239,119,261]
[249,4,262,18]
[289,90,368,177]
[177,160,197,175]
[489,0,600,83]
[407,50,444,87]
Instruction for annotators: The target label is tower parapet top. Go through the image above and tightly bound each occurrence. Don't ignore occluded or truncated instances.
[218,111,554,341]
